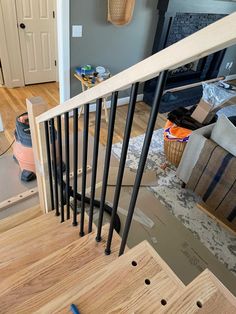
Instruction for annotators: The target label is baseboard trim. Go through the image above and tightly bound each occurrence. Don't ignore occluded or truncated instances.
[88,94,144,112]
[68,94,144,117]
[225,74,236,81]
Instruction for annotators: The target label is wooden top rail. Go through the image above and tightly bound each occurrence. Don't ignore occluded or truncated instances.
[37,13,236,124]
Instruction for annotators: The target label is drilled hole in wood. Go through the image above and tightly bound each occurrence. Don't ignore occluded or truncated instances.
[161,299,167,306]
[31,190,34,193]
[196,301,203,308]
[145,279,151,285]
[131,261,137,266]
[19,195,23,198]
[8,200,11,203]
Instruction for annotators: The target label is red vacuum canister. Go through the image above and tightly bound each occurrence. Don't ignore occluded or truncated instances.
[13,113,36,181]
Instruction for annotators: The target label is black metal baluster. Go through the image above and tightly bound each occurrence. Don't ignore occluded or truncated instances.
[44,120,54,210]
[119,71,168,256]
[105,82,139,255]
[50,118,59,216]
[73,108,78,226]
[80,103,89,236]
[88,98,102,233]
[57,115,64,223]
[64,112,70,220]
[96,91,118,242]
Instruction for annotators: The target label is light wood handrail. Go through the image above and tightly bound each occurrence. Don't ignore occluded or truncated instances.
[37,13,236,124]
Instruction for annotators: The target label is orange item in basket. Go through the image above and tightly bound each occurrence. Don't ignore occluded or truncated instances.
[164,120,192,143]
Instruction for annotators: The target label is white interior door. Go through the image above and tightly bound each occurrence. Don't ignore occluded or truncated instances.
[16,0,56,85]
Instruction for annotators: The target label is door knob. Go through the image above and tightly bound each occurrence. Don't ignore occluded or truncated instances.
[20,23,26,29]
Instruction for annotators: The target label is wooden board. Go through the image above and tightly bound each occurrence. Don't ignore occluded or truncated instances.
[0,224,121,314]
[37,241,185,313]
[27,96,51,213]
[0,204,42,233]
[0,188,38,211]
[0,166,92,212]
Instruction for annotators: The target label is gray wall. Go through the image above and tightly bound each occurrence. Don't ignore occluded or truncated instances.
[219,46,236,77]
[70,0,158,97]
[70,0,236,98]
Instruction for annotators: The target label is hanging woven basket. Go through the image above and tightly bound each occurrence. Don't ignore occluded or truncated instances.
[108,0,135,26]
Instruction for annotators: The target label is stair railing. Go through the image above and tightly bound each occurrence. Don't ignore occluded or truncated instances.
[28,13,236,256]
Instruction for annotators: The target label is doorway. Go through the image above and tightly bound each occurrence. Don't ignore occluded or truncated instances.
[16,0,57,85]
[0,0,57,87]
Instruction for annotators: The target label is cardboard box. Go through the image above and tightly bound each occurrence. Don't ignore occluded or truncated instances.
[191,97,236,124]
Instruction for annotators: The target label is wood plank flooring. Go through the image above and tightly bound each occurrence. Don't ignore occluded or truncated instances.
[0,83,59,153]
[0,83,166,151]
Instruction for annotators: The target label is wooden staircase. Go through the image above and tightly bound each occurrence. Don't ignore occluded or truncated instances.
[0,207,235,313]
[1,13,236,313]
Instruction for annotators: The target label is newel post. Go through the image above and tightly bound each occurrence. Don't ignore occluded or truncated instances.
[27,96,52,213]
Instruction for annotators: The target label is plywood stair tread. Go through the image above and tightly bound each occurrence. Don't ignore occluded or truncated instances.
[164,269,236,313]
[36,240,185,314]
[0,204,42,233]
[0,211,86,281]
[0,224,121,313]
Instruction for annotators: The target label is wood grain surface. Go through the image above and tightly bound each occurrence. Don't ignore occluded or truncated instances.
[37,241,185,313]
[0,204,42,233]
[0,224,121,313]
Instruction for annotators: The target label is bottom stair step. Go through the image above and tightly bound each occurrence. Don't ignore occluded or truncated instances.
[0,205,42,233]
[37,241,185,314]
[0,224,121,313]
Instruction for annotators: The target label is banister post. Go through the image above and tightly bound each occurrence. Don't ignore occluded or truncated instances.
[27,96,52,213]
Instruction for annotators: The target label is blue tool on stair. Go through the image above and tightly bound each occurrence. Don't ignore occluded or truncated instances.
[70,304,81,314]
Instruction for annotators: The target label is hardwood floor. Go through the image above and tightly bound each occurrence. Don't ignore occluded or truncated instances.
[0,83,166,152]
[0,83,59,153]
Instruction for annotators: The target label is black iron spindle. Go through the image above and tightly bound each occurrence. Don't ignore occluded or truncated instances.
[50,118,59,216]
[88,98,102,233]
[80,103,89,236]
[44,120,55,210]
[64,112,70,220]
[96,91,118,242]
[57,115,64,223]
[73,108,79,226]
[105,82,139,255]
[119,71,168,256]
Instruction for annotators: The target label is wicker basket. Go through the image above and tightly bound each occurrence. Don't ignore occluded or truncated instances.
[108,0,135,26]
[164,140,187,167]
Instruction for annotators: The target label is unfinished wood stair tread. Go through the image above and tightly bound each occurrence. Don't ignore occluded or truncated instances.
[0,224,121,313]
[37,240,185,314]
[0,211,86,281]
[0,204,42,233]
[164,269,236,313]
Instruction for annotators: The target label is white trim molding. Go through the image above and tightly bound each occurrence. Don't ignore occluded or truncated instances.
[225,73,236,81]
[68,94,144,117]
[88,94,144,112]
[57,0,70,103]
